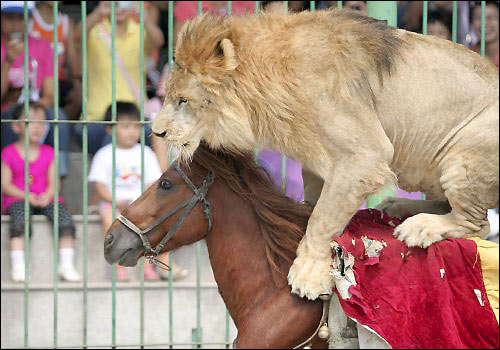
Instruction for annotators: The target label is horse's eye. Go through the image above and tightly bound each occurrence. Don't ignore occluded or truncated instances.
[159,179,172,191]
[178,98,188,106]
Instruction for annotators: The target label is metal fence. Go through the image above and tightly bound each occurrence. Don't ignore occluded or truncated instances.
[0,1,488,348]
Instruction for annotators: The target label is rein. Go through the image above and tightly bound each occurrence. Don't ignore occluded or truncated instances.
[117,163,214,270]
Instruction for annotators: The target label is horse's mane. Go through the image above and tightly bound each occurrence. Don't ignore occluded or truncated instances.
[192,144,312,281]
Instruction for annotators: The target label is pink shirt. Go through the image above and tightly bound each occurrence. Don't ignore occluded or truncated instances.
[1,144,62,214]
[174,1,255,21]
[0,35,54,111]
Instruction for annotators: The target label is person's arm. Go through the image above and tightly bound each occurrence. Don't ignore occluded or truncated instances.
[66,17,81,78]
[39,76,54,108]
[1,159,39,206]
[1,40,24,99]
[36,159,59,207]
[88,150,112,203]
[1,160,27,199]
[151,134,168,171]
[1,59,12,99]
[74,1,110,44]
[143,6,164,53]
[93,182,130,210]
[93,182,113,203]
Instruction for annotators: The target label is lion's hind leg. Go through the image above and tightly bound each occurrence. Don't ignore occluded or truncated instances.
[394,158,494,248]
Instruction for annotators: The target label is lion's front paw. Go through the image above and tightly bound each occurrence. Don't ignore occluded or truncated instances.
[288,255,334,300]
[393,213,458,248]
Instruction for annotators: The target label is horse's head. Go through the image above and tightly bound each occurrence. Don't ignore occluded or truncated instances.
[104,162,215,267]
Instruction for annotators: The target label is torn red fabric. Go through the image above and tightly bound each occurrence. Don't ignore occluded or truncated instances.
[333,209,499,349]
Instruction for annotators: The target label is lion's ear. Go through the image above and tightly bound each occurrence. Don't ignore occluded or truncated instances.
[216,38,238,71]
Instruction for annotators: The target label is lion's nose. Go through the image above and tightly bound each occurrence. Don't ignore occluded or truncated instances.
[153,131,166,138]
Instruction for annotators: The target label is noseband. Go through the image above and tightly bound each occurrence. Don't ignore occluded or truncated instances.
[117,163,214,270]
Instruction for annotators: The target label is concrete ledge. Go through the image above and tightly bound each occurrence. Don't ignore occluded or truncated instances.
[1,215,217,284]
[2,214,235,349]
[1,283,236,349]
[1,281,218,291]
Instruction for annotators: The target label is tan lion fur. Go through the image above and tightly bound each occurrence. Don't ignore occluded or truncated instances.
[153,8,499,300]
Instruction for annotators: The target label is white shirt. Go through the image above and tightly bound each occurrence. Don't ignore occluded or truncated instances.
[88,143,162,202]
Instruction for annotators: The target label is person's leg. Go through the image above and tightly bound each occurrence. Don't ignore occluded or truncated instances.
[143,257,160,281]
[40,202,81,281]
[156,252,189,281]
[7,202,32,282]
[151,133,169,171]
[99,201,129,281]
[44,108,71,177]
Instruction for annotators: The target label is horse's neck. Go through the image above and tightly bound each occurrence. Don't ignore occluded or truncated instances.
[205,196,285,326]
[203,184,324,348]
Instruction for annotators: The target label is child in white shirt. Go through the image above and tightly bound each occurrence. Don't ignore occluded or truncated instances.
[88,102,170,281]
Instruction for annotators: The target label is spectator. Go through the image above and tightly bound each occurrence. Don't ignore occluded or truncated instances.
[261,1,303,13]
[87,102,188,282]
[428,9,452,40]
[173,1,255,47]
[471,1,499,67]
[316,2,339,10]
[29,1,82,120]
[1,1,71,177]
[1,102,81,283]
[344,1,368,15]
[74,1,164,155]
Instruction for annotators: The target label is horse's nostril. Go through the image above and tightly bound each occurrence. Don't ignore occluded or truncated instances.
[104,233,114,247]
[153,131,166,138]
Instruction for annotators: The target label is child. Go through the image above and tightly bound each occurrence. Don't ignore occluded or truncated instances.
[1,1,72,177]
[88,101,188,281]
[1,102,81,282]
[427,9,452,41]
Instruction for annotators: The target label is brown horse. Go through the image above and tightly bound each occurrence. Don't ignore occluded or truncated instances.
[104,144,328,349]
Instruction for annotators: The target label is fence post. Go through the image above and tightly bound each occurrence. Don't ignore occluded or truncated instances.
[23,2,31,347]
[367,1,397,27]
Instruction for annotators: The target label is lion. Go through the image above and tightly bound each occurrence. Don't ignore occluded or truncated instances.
[152,9,499,300]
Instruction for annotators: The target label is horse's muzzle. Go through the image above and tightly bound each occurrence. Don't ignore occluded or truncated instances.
[104,228,143,266]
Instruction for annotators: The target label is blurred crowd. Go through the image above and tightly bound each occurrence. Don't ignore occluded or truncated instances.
[1,1,499,283]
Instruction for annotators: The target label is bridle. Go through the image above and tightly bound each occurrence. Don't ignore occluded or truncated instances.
[117,163,215,270]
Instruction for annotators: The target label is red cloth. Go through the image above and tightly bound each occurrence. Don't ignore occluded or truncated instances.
[333,209,499,349]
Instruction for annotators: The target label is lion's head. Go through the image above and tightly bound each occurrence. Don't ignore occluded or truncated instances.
[152,14,255,162]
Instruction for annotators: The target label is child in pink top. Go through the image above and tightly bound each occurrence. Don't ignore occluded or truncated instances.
[1,102,80,283]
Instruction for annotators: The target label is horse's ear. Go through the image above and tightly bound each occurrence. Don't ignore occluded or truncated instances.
[216,38,238,71]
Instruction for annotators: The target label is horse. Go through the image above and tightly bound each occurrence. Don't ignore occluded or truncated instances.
[103,144,329,349]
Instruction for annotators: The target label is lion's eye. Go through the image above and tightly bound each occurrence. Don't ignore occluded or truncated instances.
[178,98,188,106]
[159,179,173,191]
